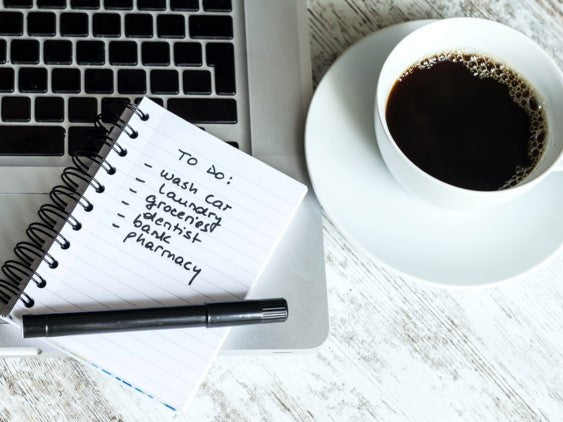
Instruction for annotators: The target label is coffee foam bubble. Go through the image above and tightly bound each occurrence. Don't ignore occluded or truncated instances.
[399,52,548,189]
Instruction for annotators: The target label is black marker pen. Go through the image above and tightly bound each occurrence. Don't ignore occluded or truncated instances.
[21,299,288,338]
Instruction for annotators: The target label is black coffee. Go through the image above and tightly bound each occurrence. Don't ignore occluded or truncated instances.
[385,52,547,191]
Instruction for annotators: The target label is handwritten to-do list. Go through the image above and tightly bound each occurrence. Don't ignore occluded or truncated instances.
[11,98,307,410]
[121,148,236,285]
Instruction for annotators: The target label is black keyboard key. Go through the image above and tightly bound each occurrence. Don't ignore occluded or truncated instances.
[69,126,103,155]
[104,0,132,9]
[0,12,23,35]
[2,97,30,122]
[150,70,178,94]
[60,12,88,36]
[28,12,56,36]
[4,0,32,7]
[19,68,47,93]
[69,97,98,122]
[0,69,14,92]
[0,126,64,156]
[44,40,73,64]
[142,41,169,66]
[226,141,239,149]
[101,97,128,122]
[189,15,232,39]
[71,0,99,8]
[11,40,39,64]
[37,0,66,8]
[52,68,81,93]
[171,0,198,10]
[35,97,64,122]
[118,69,146,94]
[85,69,114,93]
[93,13,120,37]
[203,0,231,11]
[168,98,237,123]
[0,41,5,64]
[134,96,163,106]
[138,0,165,10]
[183,70,211,95]
[125,14,153,38]
[109,41,137,65]
[174,42,201,66]
[157,14,185,38]
[76,41,105,65]
[207,43,235,95]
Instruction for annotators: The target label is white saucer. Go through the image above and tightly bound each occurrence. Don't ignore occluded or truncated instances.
[305,21,563,287]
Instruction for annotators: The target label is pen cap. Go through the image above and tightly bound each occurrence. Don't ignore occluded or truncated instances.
[206,299,288,327]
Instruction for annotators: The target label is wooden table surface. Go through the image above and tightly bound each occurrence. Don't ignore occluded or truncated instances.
[1,1,562,421]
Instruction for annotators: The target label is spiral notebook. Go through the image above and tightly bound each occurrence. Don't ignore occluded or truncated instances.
[0,98,307,410]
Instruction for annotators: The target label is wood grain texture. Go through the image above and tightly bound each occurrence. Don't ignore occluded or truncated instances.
[1,1,562,421]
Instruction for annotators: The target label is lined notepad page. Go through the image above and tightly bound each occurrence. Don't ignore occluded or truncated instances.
[10,98,307,410]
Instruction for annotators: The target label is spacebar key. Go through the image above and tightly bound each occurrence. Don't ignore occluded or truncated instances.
[0,126,65,156]
[168,98,237,124]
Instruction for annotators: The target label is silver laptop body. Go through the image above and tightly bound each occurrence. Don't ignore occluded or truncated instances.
[0,0,328,356]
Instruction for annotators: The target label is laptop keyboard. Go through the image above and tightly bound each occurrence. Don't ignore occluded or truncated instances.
[0,0,238,157]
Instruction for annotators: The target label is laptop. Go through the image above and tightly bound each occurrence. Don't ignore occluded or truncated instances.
[0,0,328,356]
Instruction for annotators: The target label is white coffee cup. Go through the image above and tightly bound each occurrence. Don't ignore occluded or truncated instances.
[374,18,563,210]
